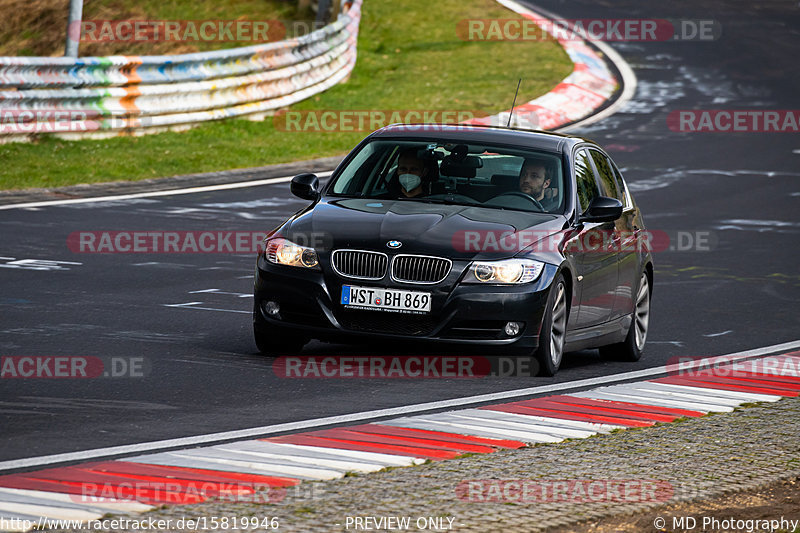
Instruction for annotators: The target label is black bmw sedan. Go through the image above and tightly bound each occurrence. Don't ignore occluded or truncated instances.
[254,124,653,375]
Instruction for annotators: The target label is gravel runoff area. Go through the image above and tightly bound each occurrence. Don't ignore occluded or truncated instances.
[42,395,800,533]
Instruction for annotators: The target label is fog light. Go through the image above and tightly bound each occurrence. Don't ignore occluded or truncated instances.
[504,322,521,336]
[264,301,280,317]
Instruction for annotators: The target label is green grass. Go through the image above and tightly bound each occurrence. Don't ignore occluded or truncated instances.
[0,0,572,191]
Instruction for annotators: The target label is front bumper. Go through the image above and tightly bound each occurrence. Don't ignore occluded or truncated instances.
[254,255,558,350]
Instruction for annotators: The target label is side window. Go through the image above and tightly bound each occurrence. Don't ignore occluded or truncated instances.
[589,149,620,201]
[609,159,631,209]
[574,148,599,213]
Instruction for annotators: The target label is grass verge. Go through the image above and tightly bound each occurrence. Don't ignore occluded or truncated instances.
[0,0,573,191]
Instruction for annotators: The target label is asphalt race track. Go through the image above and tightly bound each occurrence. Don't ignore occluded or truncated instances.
[1,0,798,465]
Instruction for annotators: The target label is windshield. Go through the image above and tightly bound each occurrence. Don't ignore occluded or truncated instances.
[328,139,566,214]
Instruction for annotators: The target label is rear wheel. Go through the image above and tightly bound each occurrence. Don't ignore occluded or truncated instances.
[600,271,650,362]
[534,273,568,376]
[253,320,308,355]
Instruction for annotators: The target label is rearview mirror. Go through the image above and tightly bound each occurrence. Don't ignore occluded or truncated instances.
[291,173,320,201]
[582,196,623,223]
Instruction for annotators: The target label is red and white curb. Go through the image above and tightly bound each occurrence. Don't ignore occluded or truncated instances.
[1,350,799,531]
[464,0,636,132]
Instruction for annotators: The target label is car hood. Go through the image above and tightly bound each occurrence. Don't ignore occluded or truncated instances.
[284,198,566,261]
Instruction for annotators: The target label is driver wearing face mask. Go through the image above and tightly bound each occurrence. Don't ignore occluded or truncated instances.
[395,148,430,198]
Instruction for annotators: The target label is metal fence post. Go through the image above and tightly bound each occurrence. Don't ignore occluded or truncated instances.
[64,0,84,57]
[316,0,331,25]
[331,0,342,19]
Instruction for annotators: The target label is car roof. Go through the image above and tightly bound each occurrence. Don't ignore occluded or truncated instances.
[369,123,590,153]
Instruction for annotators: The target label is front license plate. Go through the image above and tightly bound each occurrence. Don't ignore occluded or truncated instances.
[341,285,431,314]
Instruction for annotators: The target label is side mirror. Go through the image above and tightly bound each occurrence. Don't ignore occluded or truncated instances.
[291,173,320,201]
[582,196,623,223]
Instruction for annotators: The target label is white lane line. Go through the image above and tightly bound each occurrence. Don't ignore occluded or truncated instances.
[703,330,733,337]
[0,171,334,211]
[188,289,251,298]
[2,339,798,472]
[163,302,250,314]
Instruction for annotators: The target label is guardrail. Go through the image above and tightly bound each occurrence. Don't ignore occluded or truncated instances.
[0,0,362,141]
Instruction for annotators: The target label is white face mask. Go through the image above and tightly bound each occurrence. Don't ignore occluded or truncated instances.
[398,173,422,192]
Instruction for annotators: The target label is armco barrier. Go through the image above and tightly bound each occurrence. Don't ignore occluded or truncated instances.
[0,0,362,141]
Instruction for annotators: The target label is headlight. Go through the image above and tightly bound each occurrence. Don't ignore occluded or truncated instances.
[265,238,319,269]
[465,259,543,284]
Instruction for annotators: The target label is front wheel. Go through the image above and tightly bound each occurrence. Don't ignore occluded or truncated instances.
[600,271,651,362]
[534,273,568,376]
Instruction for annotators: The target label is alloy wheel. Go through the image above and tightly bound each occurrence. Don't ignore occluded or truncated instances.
[634,273,650,351]
[549,282,567,366]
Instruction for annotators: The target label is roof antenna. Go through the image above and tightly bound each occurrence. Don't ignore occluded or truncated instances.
[506,78,522,128]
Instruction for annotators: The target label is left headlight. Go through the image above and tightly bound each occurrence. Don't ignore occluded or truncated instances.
[464,258,544,284]
[265,238,319,269]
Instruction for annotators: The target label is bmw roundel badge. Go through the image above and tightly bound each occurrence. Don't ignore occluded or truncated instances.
[387,240,402,249]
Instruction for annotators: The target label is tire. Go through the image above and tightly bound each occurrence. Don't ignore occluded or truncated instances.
[600,271,651,362]
[534,273,569,377]
[253,320,308,355]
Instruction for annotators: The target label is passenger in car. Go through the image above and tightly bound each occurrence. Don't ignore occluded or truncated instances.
[519,157,558,211]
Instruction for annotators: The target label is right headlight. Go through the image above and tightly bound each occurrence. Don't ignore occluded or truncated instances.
[464,258,544,284]
[265,238,319,269]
